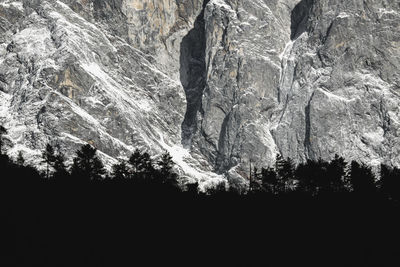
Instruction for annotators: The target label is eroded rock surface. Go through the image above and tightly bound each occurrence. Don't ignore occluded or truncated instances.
[0,0,225,188]
[193,0,400,179]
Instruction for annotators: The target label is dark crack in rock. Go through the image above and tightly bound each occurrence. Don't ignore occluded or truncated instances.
[180,0,209,148]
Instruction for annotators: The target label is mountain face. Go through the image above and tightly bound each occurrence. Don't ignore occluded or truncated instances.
[0,0,399,187]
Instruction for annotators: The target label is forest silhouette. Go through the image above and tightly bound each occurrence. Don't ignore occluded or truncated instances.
[2,124,400,266]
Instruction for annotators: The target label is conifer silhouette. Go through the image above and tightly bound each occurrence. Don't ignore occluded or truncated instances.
[129,148,143,175]
[296,159,320,196]
[326,154,347,193]
[71,144,106,181]
[139,152,154,178]
[349,161,376,194]
[157,151,177,186]
[53,150,68,180]
[42,144,56,179]
[112,159,130,180]
[380,164,400,201]
[261,167,278,194]
[275,155,295,192]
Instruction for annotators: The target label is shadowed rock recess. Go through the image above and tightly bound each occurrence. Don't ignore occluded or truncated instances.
[180,0,210,148]
[291,0,314,40]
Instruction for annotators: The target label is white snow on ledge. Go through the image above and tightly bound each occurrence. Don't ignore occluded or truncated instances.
[156,131,226,191]
[317,88,354,103]
[378,8,399,17]
[209,0,235,13]
[0,0,23,11]
[337,12,350,19]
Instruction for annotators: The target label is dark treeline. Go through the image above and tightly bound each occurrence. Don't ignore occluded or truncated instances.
[2,126,400,266]
[3,141,400,202]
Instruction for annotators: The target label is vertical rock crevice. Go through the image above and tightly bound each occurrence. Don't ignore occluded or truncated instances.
[290,0,314,40]
[180,0,210,148]
[304,92,315,159]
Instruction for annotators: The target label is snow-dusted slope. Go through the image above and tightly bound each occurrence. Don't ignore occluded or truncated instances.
[0,0,224,189]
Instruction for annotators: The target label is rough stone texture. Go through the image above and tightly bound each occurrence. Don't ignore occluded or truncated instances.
[0,0,225,189]
[1,0,400,186]
[195,0,301,175]
[194,0,400,180]
[275,0,400,168]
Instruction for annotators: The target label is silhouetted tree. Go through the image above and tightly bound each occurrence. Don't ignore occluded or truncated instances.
[128,149,155,180]
[283,157,296,191]
[186,182,199,196]
[53,150,68,180]
[71,144,106,181]
[380,164,400,201]
[275,155,295,192]
[158,152,173,172]
[42,144,56,179]
[157,151,177,186]
[207,182,227,196]
[296,160,320,196]
[261,167,278,194]
[0,125,8,155]
[314,158,330,194]
[112,159,130,181]
[349,161,376,195]
[249,166,262,192]
[326,154,347,193]
[139,152,154,178]
[129,149,143,176]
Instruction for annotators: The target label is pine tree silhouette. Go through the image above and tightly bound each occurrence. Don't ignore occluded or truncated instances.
[157,151,177,186]
[71,144,106,181]
[42,144,56,179]
[275,155,295,193]
[186,182,199,196]
[53,150,68,180]
[112,159,130,181]
[326,154,347,193]
[249,166,262,192]
[261,167,278,194]
[139,152,154,179]
[128,149,155,180]
[129,148,143,176]
[380,164,400,201]
[349,161,376,195]
[314,158,330,194]
[296,160,320,196]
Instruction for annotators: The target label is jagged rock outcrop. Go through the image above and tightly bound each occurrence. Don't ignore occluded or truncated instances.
[194,0,300,175]
[274,0,400,167]
[1,0,399,186]
[194,0,400,178]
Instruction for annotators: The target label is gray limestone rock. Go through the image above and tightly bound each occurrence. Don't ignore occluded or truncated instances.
[193,0,400,183]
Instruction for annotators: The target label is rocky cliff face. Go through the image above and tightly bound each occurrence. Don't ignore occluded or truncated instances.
[0,0,224,188]
[195,0,400,178]
[0,0,399,186]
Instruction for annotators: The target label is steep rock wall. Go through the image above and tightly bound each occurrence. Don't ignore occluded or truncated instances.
[192,0,400,179]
